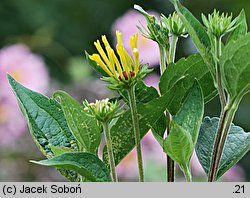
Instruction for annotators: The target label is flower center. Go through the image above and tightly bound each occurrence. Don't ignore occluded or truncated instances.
[119,71,135,81]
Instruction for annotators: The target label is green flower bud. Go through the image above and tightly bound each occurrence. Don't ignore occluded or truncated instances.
[83,99,123,122]
[161,12,188,37]
[202,9,238,38]
[134,4,169,49]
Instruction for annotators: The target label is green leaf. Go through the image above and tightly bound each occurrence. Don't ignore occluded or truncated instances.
[170,0,215,77]
[53,91,101,154]
[163,81,204,166]
[119,80,159,104]
[196,117,250,179]
[163,120,194,165]
[227,10,248,43]
[159,54,216,115]
[221,33,250,101]
[103,85,181,165]
[49,145,75,156]
[7,74,76,157]
[174,81,204,143]
[151,114,167,147]
[31,152,112,182]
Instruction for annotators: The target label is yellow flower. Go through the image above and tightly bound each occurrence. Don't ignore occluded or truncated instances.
[89,30,140,81]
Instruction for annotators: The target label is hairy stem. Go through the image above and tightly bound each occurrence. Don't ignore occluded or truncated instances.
[127,85,144,182]
[208,107,228,181]
[215,36,227,108]
[208,36,228,182]
[102,121,118,182]
[208,102,237,181]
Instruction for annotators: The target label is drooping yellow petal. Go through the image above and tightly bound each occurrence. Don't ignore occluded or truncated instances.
[102,35,111,48]
[116,45,129,76]
[112,50,123,78]
[94,40,110,66]
[106,46,118,79]
[89,54,113,77]
[130,33,138,49]
[133,48,139,74]
[116,30,123,46]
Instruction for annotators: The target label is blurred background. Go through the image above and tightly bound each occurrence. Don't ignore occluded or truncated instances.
[0,0,249,181]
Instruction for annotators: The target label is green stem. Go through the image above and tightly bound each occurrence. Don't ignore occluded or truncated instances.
[169,34,179,64]
[159,45,167,74]
[127,85,144,182]
[208,107,228,182]
[215,36,226,108]
[159,40,176,182]
[102,121,118,182]
[182,164,192,182]
[208,36,228,182]
[165,110,175,182]
[208,102,238,181]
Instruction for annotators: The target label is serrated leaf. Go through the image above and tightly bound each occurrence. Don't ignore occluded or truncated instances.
[196,117,250,179]
[221,33,250,101]
[159,54,216,115]
[170,0,215,77]
[163,120,194,165]
[53,91,101,154]
[163,81,204,166]
[7,74,76,157]
[31,152,112,182]
[227,10,248,43]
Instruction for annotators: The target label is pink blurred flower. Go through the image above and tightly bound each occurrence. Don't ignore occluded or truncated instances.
[0,44,49,100]
[0,44,49,144]
[0,100,26,144]
[112,10,160,67]
[144,73,160,90]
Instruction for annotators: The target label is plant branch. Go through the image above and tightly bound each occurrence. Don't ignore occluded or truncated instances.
[182,164,192,182]
[127,85,144,182]
[208,102,237,181]
[166,110,175,182]
[159,45,166,74]
[169,34,179,64]
[215,36,227,108]
[208,107,228,181]
[102,121,118,182]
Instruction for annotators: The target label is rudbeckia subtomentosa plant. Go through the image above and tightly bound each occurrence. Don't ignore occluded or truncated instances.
[88,30,151,181]
[5,0,250,184]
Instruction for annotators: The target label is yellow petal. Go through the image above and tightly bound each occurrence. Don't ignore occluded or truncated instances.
[133,48,139,74]
[130,33,138,49]
[112,50,123,78]
[94,40,110,66]
[89,54,113,77]
[106,46,118,79]
[116,44,129,76]
[102,35,111,48]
